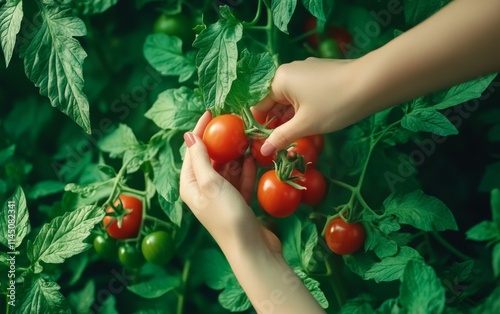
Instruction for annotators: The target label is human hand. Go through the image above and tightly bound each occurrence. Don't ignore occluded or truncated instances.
[180,111,281,255]
[252,57,368,156]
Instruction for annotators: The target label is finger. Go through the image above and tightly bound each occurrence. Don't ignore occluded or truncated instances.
[239,155,256,204]
[192,111,212,137]
[179,148,200,203]
[260,114,307,156]
[251,94,278,124]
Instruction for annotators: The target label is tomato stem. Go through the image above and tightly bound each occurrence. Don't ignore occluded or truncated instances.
[242,0,262,27]
[176,258,192,314]
[329,179,355,192]
[431,231,472,261]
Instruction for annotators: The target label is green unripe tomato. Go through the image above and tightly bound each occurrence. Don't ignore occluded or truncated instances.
[153,14,194,44]
[93,234,117,261]
[118,244,145,269]
[141,231,175,266]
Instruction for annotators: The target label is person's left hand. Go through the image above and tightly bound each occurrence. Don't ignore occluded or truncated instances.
[180,111,281,255]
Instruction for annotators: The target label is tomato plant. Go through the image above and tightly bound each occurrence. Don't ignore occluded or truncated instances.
[2,0,500,313]
[202,114,250,163]
[118,244,146,269]
[324,218,365,255]
[103,194,144,240]
[141,230,175,266]
[257,170,302,218]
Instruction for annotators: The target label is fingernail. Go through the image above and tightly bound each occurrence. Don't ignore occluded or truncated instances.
[184,132,196,148]
[260,141,276,156]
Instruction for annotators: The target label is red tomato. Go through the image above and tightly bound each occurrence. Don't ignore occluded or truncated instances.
[202,114,249,163]
[325,218,365,255]
[286,138,318,167]
[327,26,353,55]
[305,134,325,152]
[257,170,302,218]
[103,194,143,240]
[294,168,326,205]
[251,138,274,166]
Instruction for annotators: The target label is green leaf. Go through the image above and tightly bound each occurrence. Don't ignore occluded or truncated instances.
[218,281,252,312]
[279,215,317,269]
[479,162,500,192]
[193,6,242,111]
[339,294,375,314]
[466,221,499,242]
[145,87,204,131]
[150,136,181,203]
[27,205,104,273]
[127,263,181,298]
[99,124,140,158]
[79,0,118,15]
[399,260,445,314]
[0,0,23,67]
[404,0,451,27]
[0,186,30,248]
[401,108,458,136]
[143,34,196,82]
[491,189,500,230]
[471,286,500,314]
[364,224,399,259]
[68,280,95,314]
[433,74,497,110]
[344,251,378,278]
[301,0,331,21]
[493,243,500,277]
[295,269,329,309]
[28,180,66,199]
[378,216,401,234]
[226,50,276,111]
[364,246,423,282]
[158,195,183,227]
[196,248,234,290]
[20,7,90,133]
[302,220,318,269]
[443,260,475,283]
[340,125,370,176]
[0,144,15,164]
[384,190,458,231]
[271,0,297,34]
[17,274,70,314]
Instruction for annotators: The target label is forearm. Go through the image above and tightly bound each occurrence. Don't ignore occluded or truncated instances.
[221,243,325,314]
[354,0,500,115]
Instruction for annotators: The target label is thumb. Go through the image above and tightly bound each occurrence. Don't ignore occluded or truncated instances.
[260,117,306,156]
[184,132,219,187]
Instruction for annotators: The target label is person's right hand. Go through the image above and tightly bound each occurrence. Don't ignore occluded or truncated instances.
[252,57,369,156]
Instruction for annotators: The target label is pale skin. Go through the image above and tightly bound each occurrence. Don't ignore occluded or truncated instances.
[180,0,500,313]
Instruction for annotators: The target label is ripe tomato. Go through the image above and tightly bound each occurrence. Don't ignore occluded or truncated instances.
[118,244,145,269]
[141,230,175,266]
[202,114,250,163]
[257,170,302,218]
[325,218,365,255]
[103,194,143,240]
[286,138,318,167]
[294,168,326,205]
[327,26,353,55]
[93,234,117,261]
[305,134,325,152]
[251,138,274,166]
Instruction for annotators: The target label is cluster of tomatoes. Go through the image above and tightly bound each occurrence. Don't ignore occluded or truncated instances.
[94,194,175,269]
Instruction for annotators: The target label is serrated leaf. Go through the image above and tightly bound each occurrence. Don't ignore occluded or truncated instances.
[0,186,30,248]
[78,0,118,15]
[226,50,276,111]
[193,6,242,111]
[401,108,458,136]
[218,281,252,312]
[271,0,297,34]
[399,260,445,314]
[340,294,375,314]
[99,124,140,158]
[28,180,65,199]
[151,139,180,203]
[0,0,23,67]
[404,0,451,27]
[302,220,318,268]
[364,225,398,259]
[127,263,181,298]
[27,205,104,273]
[364,246,423,282]
[158,195,183,227]
[17,274,70,314]
[340,125,370,176]
[378,216,401,234]
[384,190,458,231]
[295,269,329,308]
[195,248,234,290]
[471,286,500,314]
[301,0,331,21]
[67,280,95,314]
[433,74,497,110]
[20,7,90,133]
[143,34,196,82]
[466,221,499,242]
[444,260,475,283]
[145,87,204,131]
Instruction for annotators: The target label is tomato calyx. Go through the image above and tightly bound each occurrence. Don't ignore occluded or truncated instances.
[240,107,272,140]
[273,150,306,190]
[104,198,134,229]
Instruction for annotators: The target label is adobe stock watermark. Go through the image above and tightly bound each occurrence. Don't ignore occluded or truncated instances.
[51,66,163,181]
[384,79,500,192]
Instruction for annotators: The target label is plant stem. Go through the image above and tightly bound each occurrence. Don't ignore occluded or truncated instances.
[329,179,356,192]
[176,258,192,314]
[431,232,472,261]
[326,256,346,310]
[242,0,262,26]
